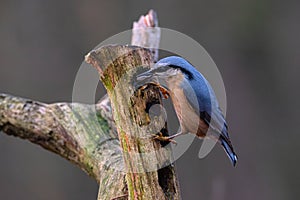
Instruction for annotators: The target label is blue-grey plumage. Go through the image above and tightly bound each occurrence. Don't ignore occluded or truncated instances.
[137,56,237,166]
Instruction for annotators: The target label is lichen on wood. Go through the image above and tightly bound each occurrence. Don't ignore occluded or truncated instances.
[0,94,127,199]
[0,9,181,200]
[86,44,180,200]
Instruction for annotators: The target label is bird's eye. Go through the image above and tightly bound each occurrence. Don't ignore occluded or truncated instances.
[155,67,166,72]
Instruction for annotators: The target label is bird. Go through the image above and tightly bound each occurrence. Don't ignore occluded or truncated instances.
[137,56,237,166]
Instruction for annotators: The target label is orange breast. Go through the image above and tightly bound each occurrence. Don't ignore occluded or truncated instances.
[169,87,208,137]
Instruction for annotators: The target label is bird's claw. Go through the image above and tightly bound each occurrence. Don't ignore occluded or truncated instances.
[110,194,128,200]
[152,132,177,144]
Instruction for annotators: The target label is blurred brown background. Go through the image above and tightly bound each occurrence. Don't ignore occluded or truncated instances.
[1,0,299,200]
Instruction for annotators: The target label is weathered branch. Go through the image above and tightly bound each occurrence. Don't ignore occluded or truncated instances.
[0,10,181,200]
[86,44,179,200]
[132,9,160,61]
[94,10,180,200]
[0,94,127,199]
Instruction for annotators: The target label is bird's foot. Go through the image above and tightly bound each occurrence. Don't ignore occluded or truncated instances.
[152,132,177,144]
[110,194,128,200]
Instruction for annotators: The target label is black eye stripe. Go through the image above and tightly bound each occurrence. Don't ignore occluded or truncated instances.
[156,67,167,72]
[169,65,193,79]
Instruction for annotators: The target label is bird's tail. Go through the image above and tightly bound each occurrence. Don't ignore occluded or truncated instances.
[219,135,237,166]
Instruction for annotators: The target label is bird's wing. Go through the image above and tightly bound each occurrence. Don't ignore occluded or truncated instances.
[202,108,230,139]
[183,84,236,162]
[182,79,230,139]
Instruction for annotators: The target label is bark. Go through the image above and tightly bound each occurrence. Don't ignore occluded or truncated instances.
[86,45,180,200]
[0,94,126,199]
[0,10,181,200]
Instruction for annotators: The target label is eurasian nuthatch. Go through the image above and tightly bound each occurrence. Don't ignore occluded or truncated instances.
[137,56,237,166]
